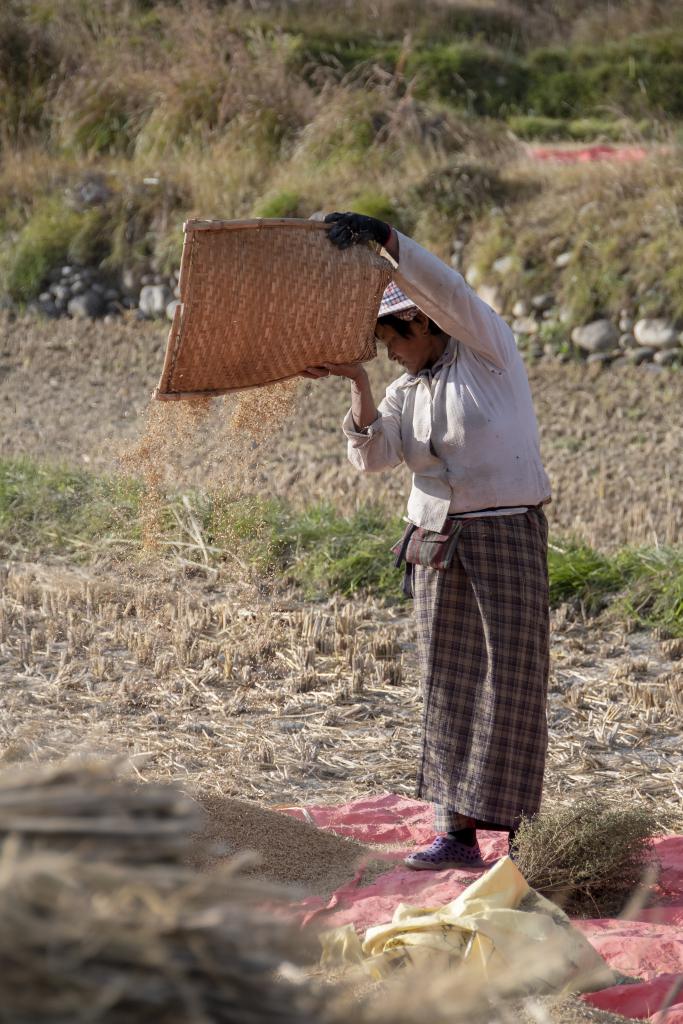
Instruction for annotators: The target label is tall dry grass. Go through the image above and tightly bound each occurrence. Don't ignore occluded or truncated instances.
[467,150,683,322]
[1,0,683,298]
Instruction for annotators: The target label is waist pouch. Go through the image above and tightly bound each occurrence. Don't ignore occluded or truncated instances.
[391,519,465,571]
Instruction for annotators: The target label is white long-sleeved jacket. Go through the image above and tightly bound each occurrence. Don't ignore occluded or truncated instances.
[342,232,551,531]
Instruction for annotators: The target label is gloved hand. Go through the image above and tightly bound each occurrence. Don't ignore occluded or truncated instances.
[324,211,392,249]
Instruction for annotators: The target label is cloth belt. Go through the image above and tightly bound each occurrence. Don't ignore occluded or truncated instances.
[400,504,544,599]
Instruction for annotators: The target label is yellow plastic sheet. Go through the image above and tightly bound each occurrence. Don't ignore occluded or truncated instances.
[320,856,619,997]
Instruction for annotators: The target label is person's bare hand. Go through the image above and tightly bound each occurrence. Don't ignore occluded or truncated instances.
[300,362,368,382]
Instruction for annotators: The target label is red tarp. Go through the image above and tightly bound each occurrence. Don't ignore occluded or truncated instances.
[281,794,683,1022]
[528,144,650,163]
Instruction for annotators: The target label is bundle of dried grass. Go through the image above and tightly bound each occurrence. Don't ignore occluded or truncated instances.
[0,758,203,864]
[511,797,664,916]
[0,760,326,1023]
[0,842,328,1023]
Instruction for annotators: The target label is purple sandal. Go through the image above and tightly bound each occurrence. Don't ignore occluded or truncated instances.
[404,834,485,871]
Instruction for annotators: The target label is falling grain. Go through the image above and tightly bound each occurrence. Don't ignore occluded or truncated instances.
[120,379,302,556]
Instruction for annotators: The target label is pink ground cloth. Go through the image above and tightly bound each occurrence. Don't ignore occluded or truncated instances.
[528,144,650,163]
[280,795,683,1022]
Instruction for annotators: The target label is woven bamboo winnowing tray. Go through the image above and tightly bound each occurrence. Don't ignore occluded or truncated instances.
[154,218,393,400]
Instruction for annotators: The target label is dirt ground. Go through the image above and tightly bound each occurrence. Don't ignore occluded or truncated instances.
[1,312,682,548]
[0,312,681,848]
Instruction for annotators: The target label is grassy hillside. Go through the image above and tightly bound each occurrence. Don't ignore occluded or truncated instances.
[1,0,683,324]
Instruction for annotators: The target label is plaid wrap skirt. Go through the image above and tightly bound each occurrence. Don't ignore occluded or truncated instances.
[413,509,549,830]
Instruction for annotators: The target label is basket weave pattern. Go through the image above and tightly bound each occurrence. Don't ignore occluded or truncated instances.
[155,219,393,399]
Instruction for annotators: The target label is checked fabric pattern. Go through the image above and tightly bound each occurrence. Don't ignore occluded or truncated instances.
[378,280,419,320]
[413,509,550,831]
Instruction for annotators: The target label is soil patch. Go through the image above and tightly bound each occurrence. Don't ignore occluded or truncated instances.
[193,793,380,897]
[540,999,640,1024]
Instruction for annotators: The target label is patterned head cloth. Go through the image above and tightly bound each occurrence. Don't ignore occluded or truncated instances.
[378,281,420,321]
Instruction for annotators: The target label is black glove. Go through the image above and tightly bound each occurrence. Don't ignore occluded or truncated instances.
[324,211,392,249]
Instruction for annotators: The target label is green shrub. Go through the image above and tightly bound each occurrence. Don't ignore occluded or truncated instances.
[407,4,522,47]
[59,82,141,157]
[134,75,236,156]
[0,10,59,140]
[2,197,108,302]
[633,235,683,322]
[525,48,596,119]
[507,115,566,140]
[547,542,626,611]
[548,541,683,637]
[284,503,403,597]
[288,33,398,78]
[407,162,508,223]
[408,44,529,116]
[205,493,290,570]
[150,224,185,277]
[253,191,305,218]
[208,494,404,598]
[507,114,650,141]
[241,107,294,157]
[566,117,645,141]
[276,5,521,51]
[527,32,683,118]
[296,101,379,170]
[404,161,512,254]
[105,178,190,278]
[613,547,683,637]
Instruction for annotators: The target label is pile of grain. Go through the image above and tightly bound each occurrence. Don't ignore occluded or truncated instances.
[194,793,373,897]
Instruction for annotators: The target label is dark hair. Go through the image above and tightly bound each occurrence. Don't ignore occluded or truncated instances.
[377,313,443,337]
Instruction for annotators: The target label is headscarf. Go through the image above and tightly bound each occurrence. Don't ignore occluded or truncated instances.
[378,281,420,321]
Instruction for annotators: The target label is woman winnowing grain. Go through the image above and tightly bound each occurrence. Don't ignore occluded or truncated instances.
[302,212,552,870]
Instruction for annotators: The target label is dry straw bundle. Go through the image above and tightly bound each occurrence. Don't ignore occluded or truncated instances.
[511,797,665,917]
[155,219,392,400]
[0,758,203,863]
[0,760,325,1024]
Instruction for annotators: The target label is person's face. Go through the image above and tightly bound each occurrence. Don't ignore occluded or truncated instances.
[375,314,436,375]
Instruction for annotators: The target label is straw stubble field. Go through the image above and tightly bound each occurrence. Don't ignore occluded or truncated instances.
[2,558,681,822]
[1,314,682,849]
